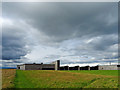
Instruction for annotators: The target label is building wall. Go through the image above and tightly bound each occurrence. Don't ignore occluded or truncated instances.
[20,65,25,70]
[17,60,59,70]
[60,67,65,70]
[25,64,55,70]
[25,65,42,70]
[118,67,120,70]
[69,66,80,70]
[64,66,69,70]
[60,66,69,70]
[17,65,20,69]
[17,60,119,70]
[98,65,118,70]
[51,60,60,70]
[42,64,55,70]
[80,66,90,70]
[90,66,98,70]
[118,65,120,70]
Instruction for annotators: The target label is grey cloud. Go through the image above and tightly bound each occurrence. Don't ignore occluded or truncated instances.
[87,34,118,51]
[62,60,117,65]
[3,2,118,43]
[2,21,28,60]
[2,2,118,67]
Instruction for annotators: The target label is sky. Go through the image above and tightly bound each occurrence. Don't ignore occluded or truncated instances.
[1,2,118,67]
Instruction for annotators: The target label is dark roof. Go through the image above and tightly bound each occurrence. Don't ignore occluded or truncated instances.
[69,66,79,68]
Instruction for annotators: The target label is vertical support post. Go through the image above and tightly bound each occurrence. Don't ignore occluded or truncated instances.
[55,60,60,70]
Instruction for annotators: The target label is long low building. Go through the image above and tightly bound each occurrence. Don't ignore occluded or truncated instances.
[60,65,120,70]
[90,65,119,70]
[17,60,120,70]
[17,60,60,70]
[98,65,118,70]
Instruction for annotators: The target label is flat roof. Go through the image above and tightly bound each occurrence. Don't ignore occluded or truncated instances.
[18,64,55,66]
[98,65,118,66]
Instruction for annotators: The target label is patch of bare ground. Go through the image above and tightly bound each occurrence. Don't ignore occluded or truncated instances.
[2,69,16,88]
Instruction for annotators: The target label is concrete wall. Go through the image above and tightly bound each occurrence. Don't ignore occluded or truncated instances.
[42,64,55,70]
[98,65,118,70]
[51,60,60,70]
[17,60,59,70]
[25,64,55,70]
[17,60,119,70]
[25,64,42,70]
[17,65,20,69]
[19,65,25,70]
[118,67,120,70]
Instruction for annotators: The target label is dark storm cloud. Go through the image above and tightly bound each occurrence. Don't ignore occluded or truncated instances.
[2,2,118,66]
[2,20,28,60]
[3,2,118,42]
[87,34,118,51]
[2,37,27,60]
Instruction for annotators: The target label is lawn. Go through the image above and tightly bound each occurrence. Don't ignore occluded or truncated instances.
[2,69,119,88]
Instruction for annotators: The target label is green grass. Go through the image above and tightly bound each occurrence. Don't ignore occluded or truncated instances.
[14,70,36,88]
[62,70,118,76]
[2,69,16,88]
[13,70,118,88]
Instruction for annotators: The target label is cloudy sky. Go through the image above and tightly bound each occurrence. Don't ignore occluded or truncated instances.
[1,2,118,67]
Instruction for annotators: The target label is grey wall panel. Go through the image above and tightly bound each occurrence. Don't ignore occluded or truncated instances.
[98,65,118,70]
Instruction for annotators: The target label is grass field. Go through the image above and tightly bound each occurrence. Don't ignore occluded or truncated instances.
[62,70,118,76]
[2,69,119,88]
[2,69,16,88]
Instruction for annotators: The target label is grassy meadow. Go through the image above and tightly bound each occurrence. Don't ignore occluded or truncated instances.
[63,70,118,76]
[2,69,16,88]
[2,69,119,88]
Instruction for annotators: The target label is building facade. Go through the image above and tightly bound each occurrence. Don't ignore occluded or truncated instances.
[17,60,119,70]
[17,60,60,70]
[60,65,119,70]
[98,65,118,70]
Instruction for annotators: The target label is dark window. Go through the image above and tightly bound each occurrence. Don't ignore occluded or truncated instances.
[42,68,55,70]
[117,65,120,67]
